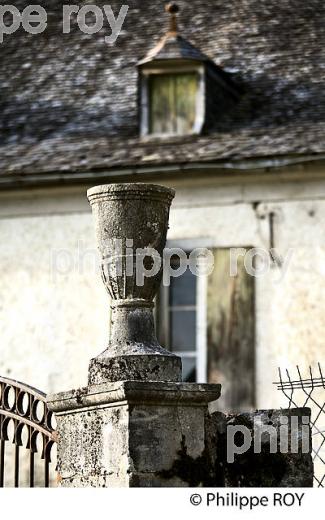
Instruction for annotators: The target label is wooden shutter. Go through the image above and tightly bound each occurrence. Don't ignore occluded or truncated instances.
[149,73,198,135]
[207,248,255,412]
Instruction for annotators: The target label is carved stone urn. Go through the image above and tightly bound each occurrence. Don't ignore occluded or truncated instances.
[87,183,182,384]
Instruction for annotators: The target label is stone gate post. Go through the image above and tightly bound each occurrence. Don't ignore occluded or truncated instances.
[47,183,221,487]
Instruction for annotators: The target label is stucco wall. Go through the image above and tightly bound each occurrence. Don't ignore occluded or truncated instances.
[0,212,107,393]
[1,168,325,409]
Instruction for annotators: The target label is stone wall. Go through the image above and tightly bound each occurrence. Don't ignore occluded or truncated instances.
[206,408,313,487]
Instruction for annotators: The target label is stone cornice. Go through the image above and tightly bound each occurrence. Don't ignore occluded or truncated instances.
[47,381,221,414]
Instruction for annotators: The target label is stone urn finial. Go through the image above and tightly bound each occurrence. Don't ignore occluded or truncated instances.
[87,183,182,384]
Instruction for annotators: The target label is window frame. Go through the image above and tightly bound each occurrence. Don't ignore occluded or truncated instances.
[140,62,205,138]
[156,238,209,383]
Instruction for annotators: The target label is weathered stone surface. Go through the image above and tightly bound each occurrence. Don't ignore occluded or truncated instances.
[206,407,314,487]
[47,381,221,487]
[89,354,182,385]
[87,183,182,383]
[87,184,175,302]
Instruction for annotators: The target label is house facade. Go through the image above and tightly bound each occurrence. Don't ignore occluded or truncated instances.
[0,0,325,411]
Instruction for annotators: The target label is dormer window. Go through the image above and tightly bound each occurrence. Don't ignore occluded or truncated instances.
[141,64,204,137]
[138,3,242,139]
[138,4,205,138]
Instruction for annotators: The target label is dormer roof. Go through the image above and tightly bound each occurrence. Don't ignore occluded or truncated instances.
[138,33,209,66]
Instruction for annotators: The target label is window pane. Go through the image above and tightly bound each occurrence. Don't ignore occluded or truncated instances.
[170,268,196,306]
[182,357,197,382]
[170,310,196,351]
[149,73,198,135]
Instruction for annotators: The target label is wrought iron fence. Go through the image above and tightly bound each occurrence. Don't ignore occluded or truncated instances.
[274,363,325,487]
[0,376,57,487]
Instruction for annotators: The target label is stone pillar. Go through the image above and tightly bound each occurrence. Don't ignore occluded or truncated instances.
[48,381,220,487]
[47,183,221,487]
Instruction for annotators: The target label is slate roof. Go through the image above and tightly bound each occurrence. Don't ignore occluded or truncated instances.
[0,0,325,186]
